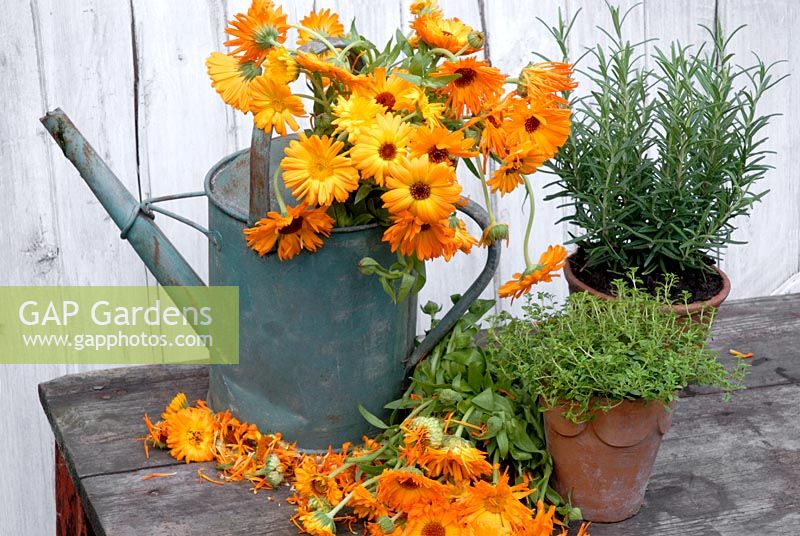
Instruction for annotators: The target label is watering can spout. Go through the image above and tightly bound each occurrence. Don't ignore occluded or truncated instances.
[40,109,206,288]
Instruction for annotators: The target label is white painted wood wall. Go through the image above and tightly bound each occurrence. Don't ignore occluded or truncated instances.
[1,1,797,533]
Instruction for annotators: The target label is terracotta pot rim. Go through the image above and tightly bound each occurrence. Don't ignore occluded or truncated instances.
[563,253,731,315]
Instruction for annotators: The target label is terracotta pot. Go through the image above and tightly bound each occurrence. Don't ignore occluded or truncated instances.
[543,399,676,522]
[563,254,731,322]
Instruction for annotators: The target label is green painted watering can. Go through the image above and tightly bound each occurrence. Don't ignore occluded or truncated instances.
[40,110,500,450]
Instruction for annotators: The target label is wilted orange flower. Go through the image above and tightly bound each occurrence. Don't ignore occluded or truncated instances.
[499,245,568,299]
[420,436,493,482]
[522,61,577,97]
[206,52,263,112]
[297,9,345,45]
[409,125,477,165]
[382,156,462,223]
[243,204,334,260]
[404,502,469,536]
[436,57,506,118]
[165,407,216,463]
[294,457,344,504]
[376,469,448,511]
[412,13,475,54]
[383,212,455,261]
[487,144,547,196]
[506,96,571,159]
[461,472,533,534]
[480,106,509,156]
[525,500,559,536]
[351,113,414,186]
[249,76,305,136]
[295,52,362,87]
[444,218,478,260]
[225,2,288,64]
[281,134,360,206]
[355,67,417,113]
[348,484,389,520]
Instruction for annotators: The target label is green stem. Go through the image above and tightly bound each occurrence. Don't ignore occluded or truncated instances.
[296,93,330,108]
[290,25,339,55]
[336,40,367,63]
[454,406,475,438]
[522,174,536,269]
[472,157,496,224]
[272,168,287,215]
[429,47,458,61]
[328,475,381,517]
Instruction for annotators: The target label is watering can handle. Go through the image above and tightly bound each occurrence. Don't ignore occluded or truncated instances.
[404,198,501,374]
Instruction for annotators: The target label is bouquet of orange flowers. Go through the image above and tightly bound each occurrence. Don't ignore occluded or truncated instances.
[206,0,574,300]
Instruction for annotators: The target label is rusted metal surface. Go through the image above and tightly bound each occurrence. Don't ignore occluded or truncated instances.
[56,448,92,536]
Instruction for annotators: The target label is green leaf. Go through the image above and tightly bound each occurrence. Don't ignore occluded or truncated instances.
[358,404,389,429]
[471,388,496,412]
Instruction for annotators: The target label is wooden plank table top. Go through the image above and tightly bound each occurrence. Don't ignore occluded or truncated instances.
[39,294,800,535]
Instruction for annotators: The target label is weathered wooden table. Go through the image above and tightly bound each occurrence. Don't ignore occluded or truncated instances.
[40,294,800,535]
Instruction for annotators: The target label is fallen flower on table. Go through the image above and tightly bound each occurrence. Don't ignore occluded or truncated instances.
[729,349,754,359]
[140,394,590,535]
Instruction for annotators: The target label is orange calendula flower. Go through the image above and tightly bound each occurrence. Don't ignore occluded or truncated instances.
[461,472,534,534]
[243,204,334,260]
[409,125,477,165]
[487,144,547,196]
[281,134,360,206]
[413,89,447,128]
[332,94,385,142]
[410,0,442,16]
[206,52,263,112]
[298,510,337,536]
[382,212,455,261]
[376,469,448,511]
[525,500,559,536]
[382,156,462,223]
[348,484,389,520]
[436,57,506,118]
[399,416,444,464]
[225,2,289,64]
[499,245,568,299]
[351,113,414,186]
[295,51,363,87]
[419,436,493,482]
[404,502,468,536]
[506,96,571,159]
[355,67,417,113]
[165,407,216,463]
[249,76,305,136]
[297,8,345,45]
[480,106,510,156]
[444,218,478,260]
[261,46,299,84]
[294,457,344,505]
[161,392,189,421]
[412,13,475,54]
[522,61,577,97]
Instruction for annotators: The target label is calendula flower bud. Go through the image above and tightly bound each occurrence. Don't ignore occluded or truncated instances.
[411,416,445,447]
[468,31,486,50]
[517,62,535,97]
[358,257,381,276]
[265,453,281,472]
[421,300,443,315]
[266,470,284,487]
[377,515,396,534]
[481,222,509,245]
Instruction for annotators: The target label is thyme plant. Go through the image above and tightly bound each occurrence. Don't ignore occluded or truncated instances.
[544,4,784,275]
[489,280,748,422]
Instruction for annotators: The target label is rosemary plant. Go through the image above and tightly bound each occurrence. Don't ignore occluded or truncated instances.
[544,4,784,276]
